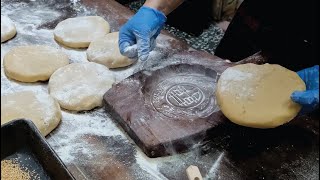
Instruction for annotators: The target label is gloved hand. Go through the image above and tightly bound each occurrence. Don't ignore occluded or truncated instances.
[119,6,166,61]
[291,65,319,113]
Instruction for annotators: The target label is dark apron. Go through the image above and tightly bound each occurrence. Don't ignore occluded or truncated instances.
[215,0,318,71]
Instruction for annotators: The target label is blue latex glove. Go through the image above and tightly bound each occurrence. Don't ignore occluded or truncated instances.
[119,6,166,61]
[291,65,319,113]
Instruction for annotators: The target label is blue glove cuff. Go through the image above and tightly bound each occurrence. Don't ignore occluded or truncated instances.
[140,6,167,24]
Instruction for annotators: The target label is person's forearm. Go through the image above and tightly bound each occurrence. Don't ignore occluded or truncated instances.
[144,0,184,15]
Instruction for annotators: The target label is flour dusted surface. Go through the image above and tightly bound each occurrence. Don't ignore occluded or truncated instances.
[1,1,251,179]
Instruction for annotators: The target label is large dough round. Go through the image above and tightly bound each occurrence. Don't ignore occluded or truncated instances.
[1,16,17,43]
[48,62,115,111]
[216,63,306,128]
[53,16,110,48]
[4,45,69,82]
[1,91,62,136]
[87,32,134,68]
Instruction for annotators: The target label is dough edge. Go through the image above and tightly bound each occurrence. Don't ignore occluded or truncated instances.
[87,32,134,68]
[216,63,306,128]
[1,16,17,43]
[3,45,69,82]
[1,91,62,136]
[48,62,115,111]
[53,16,111,48]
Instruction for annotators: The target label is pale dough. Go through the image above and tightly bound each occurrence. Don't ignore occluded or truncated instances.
[1,91,62,136]
[4,45,69,82]
[54,16,110,48]
[216,63,306,128]
[48,62,115,111]
[1,15,17,43]
[87,32,134,68]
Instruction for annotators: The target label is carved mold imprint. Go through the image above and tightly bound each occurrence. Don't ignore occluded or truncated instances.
[151,74,219,120]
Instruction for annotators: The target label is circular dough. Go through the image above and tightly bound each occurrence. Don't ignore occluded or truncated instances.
[3,45,69,82]
[87,32,134,68]
[53,16,110,48]
[1,91,62,136]
[1,15,17,43]
[216,63,306,128]
[48,62,115,111]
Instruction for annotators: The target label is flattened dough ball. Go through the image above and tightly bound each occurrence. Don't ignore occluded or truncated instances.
[1,91,62,136]
[48,62,115,111]
[1,16,17,43]
[87,32,134,68]
[54,16,110,48]
[216,63,306,128]
[4,45,69,82]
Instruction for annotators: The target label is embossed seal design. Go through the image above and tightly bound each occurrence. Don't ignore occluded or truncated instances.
[165,83,205,108]
[150,74,219,120]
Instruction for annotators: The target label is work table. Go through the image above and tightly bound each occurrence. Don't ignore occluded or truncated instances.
[1,0,318,179]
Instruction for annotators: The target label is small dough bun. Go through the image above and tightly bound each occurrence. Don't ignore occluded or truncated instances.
[4,45,69,82]
[48,62,116,111]
[87,32,135,69]
[216,63,306,128]
[1,15,17,43]
[54,16,110,48]
[1,91,62,136]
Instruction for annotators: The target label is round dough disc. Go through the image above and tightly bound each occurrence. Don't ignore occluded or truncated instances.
[4,45,69,82]
[1,15,17,43]
[216,63,306,128]
[87,32,134,68]
[54,16,110,48]
[1,91,62,136]
[48,62,115,111]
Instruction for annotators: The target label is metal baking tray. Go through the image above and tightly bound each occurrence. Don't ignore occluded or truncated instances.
[1,119,75,180]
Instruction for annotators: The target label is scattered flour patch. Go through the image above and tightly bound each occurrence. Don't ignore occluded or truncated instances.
[219,68,253,92]
[47,109,128,163]
[220,68,253,81]
[135,150,170,180]
[71,0,80,4]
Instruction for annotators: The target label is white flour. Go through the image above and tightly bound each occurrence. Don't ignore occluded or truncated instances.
[220,68,252,82]
[34,92,59,125]
[0,1,227,179]
[48,62,116,111]
[135,151,170,180]
[71,0,80,4]
[219,68,253,93]
[46,109,127,162]
[1,15,16,37]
